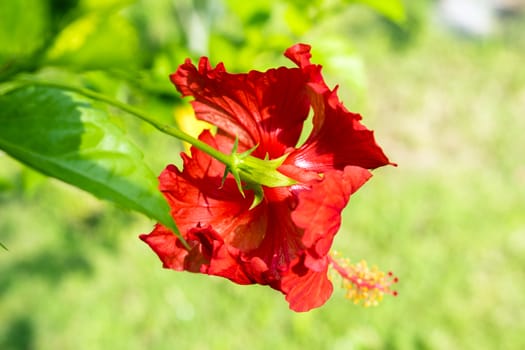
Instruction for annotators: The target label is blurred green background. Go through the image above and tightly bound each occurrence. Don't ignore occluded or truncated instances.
[1,0,525,349]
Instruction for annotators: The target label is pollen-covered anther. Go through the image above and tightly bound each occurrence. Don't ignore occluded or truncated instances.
[328,252,398,307]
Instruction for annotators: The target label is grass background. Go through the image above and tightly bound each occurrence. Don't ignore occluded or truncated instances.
[1,2,525,349]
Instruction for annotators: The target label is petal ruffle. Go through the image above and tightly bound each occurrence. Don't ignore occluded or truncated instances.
[287,89,392,171]
[141,223,265,285]
[140,224,188,271]
[171,58,311,158]
[285,44,392,171]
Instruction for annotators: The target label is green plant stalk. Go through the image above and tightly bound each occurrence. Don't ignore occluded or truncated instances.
[16,80,231,166]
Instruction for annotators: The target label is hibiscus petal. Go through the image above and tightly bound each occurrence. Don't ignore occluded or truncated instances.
[284,43,314,68]
[281,255,334,312]
[292,90,392,171]
[284,44,392,171]
[183,225,224,272]
[207,244,257,285]
[140,224,188,271]
[247,191,304,274]
[292,166,372,269]
[157,131,266,249]
[170,57,311,158]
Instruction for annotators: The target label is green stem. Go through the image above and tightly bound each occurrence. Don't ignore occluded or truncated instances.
[17,79,232,166]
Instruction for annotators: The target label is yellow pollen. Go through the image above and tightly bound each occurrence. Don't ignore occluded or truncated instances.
[329,252,398,307]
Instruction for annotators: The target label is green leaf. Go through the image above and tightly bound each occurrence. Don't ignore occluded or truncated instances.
[348,0,406,23]
[0,0,52,80]
[45,12,140,70]
[310,38,366,107]
[0,0,50,63]
[0,86,178,235]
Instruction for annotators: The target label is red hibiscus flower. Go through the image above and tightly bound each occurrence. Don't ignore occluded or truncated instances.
[140,44,394,312]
